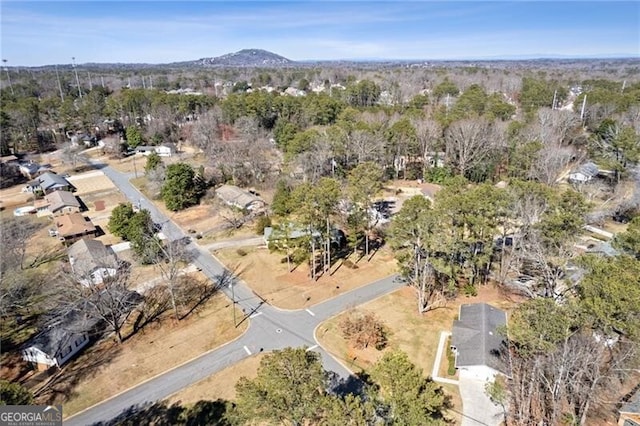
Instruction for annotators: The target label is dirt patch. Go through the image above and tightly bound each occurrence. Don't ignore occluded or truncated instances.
[316,284,521,424]
[167,354,266,405]
[213,246,396,310]
[94,200,105,211]
[34,292,247,418]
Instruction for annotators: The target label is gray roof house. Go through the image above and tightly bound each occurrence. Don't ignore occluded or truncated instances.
[37,172,74,194]
[35,190,81,216]
[618,387,640,426]
[568,162,600,184]
[451,303,508,381]
[22,309,99,370]
[68,239,119,286]
[215,184,266,211]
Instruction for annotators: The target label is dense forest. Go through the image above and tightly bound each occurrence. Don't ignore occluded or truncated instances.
[1,59,639,425]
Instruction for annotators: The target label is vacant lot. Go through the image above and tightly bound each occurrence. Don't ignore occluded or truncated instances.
[168,354,265,405]
[214,246,397,310]
[316,284,521,424]
[38,291,247,418]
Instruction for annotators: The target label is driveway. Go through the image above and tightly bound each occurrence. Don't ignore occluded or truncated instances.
[458,373,504,426]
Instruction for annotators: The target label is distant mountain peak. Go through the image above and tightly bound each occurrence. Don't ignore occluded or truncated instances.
[198,49,293,67]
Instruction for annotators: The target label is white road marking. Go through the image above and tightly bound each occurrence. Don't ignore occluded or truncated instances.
[305,309,315,317]
[243,346,252,355]
[306,345,319,352]
[249,312,263,319]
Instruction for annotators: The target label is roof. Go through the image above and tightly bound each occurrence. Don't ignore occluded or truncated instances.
[45,190,80,212]
[55,213,96,238]
[38,172,72,191]
[68,239,118,275]
[621,388,640,415]
[576,162,599,177]
[215,185,265,210]
[25,309,98,358]
[452,303,508,374]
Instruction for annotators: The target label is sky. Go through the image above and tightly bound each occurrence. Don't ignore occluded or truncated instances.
[1,1,639,66]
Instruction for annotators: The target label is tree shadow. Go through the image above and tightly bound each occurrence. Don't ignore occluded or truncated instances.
[90,399,231,426]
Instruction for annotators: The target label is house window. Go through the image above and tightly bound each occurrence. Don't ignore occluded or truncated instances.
[60,345,72,358]
[74,336,86,347]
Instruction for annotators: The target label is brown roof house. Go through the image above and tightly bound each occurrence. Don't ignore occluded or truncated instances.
[68,239,119,286]
[35,190,81,217]
[53,213,97,245]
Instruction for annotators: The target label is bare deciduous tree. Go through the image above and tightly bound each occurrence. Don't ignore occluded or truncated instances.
[444,117,496,176]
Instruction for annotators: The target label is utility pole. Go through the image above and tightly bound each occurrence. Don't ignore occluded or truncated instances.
[55,64,64,101]
[101,76,105,88]
[231,280,237,327]
[87,71,93,90]
[2,59,14,95]
[72,57,82,99]
[142,76,146,89]
[552,89,557,110]
[580,95,587,123]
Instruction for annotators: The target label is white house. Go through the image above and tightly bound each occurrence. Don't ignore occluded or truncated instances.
[135,144,176,157]
[568,162,599,184]
[21,311,96,370]
[67,239,119,286]
[451,303,508,381]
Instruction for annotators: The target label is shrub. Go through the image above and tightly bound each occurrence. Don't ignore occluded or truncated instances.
[254,215,272,235]
[342,259,359,269]
[236,248,247,257]
[340,310,387,350]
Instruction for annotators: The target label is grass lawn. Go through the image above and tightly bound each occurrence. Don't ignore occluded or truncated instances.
[167,354,266,406]
[213,245,397,310]
[40,292,247,418]
[315,284,520,424]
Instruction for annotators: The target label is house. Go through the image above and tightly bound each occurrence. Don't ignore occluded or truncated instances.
[34,190,81,217]
[68,239,119,286]
[618,387,640,426]
[135,144,176,157]
[568,162,599,184]
[23,172,74,194]
[451,303,508,381]
[54,213,97,245]
[215,184,266,211]
[22,309,98,370]
[154,144,176,157]
[263,225,346,249]
[19,162,41,179]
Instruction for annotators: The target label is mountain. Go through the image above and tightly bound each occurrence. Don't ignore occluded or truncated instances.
[188,49,294,67]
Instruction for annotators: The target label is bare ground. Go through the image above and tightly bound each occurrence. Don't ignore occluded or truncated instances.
[213,246,397,310]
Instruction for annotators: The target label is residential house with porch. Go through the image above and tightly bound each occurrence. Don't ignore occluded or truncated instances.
[68,239,119,286]
[35,190,81,217]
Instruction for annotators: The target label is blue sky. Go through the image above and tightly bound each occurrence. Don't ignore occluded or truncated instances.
[1,1,638,66]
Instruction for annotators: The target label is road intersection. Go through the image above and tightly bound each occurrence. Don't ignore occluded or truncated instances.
[66,162,403,425]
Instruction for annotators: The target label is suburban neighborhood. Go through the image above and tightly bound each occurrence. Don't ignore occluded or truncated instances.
[1,4,640,424]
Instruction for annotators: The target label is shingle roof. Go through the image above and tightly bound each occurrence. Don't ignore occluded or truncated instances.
[25,309,98,359]
[55,213,96,238]
[452,303,508,374]
[68,239,118,275]
[38,172,72,191]
[621,388,640,415]
[215,185,265,210]
[45,190,80,213]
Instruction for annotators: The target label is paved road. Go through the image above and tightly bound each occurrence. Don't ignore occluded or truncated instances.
[66,162,403,426]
